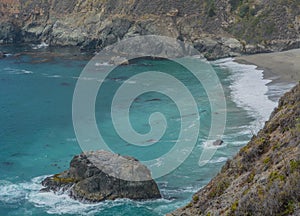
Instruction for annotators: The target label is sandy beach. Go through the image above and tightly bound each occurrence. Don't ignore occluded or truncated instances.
[235,49,300,84]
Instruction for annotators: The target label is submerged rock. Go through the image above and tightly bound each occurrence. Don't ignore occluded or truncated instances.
[212,140,223,146]
[41,151,161,202]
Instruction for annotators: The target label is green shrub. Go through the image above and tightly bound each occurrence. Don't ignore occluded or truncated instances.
[231,200,239,212]
[247,171,255,183]
[269,171,285,182]
[290,160,300,173]
[229,0,243,11]
[281,201,295,215]
[239,4,249,18]
[249,7,256,16]
[193,195,199,202]
[263,157,271,164]
[208,7,216,17]
[206,0,216,17]
[208,178,230,198]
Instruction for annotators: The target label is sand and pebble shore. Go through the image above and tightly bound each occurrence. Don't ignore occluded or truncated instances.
[235,49,300,85]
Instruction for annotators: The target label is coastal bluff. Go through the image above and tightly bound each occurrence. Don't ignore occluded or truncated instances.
[41,150,161,202]
[1,0,300,59]
[169,82,300,215]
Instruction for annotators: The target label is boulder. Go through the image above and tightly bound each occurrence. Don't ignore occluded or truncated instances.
[109,56,129,65]
[0,51,5,59]
[41,151,161,202]
[213,139,224,146]
[221,37,243,51]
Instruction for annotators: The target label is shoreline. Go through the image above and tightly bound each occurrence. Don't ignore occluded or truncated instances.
[213,57,278,134]
[1,43,300,82]
[234,49,300,85]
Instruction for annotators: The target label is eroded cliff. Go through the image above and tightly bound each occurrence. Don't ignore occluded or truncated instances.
[169,82,300,215]
[0,0,300,59]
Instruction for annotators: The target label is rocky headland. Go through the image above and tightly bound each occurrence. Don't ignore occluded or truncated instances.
[41,150,161,202]
[169,82,300,215]
[2,0,299,213]
[0,0,300,59]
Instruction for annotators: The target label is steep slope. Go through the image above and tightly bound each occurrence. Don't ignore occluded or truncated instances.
[0,0,300,59]
[169,82,300,215]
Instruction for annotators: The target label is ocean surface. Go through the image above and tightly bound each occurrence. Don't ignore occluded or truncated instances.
[0,44,290,215]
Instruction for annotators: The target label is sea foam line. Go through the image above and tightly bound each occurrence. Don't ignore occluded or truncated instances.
[0,176,175,215]
[4,67,34,75]
[213,58,277,134]
[32,42,49,50]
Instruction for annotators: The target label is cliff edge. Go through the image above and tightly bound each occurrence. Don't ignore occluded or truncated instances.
[169,82,300,215]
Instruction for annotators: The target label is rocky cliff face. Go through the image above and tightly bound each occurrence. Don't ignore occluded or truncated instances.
[0,0,299,59]
[169,82,300,215]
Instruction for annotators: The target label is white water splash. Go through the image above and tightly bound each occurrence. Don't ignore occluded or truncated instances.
[213,58,277,134]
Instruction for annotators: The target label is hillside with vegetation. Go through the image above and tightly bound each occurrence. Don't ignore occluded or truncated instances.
[169,82,300,215]
[0,0,299,59]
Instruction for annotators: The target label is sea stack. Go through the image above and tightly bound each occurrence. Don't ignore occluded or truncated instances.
[41,150,161,202]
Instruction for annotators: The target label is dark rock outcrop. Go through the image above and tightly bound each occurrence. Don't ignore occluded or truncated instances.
[212,139,224,146]
[41,151,161,202]
[169,82,300,215]
[0,51,5,59]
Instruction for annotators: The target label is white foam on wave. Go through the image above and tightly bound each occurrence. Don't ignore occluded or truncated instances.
[95,62,113,67]
[46,75,62,78]
[209,157,228,163]
[213,58,277,133]
[124,80,137,84]
[0,176,111,215]
[4,53,13,57]
[29,190,103,215]
[32,42,49,50]
[66,138,77,142]
[4,67,34,75]
[267,82,296,102]
[199,156,228,165]
[0,180,26,203]
[0,175,175,215]
[29,184,174,215]
[72,76,107,84]
[22,70,33,74]
[221,129,255,146]
[202,140,228,149]
[0,176,45,204]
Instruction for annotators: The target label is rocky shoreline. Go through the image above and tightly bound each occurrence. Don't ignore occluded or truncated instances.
[169,83,300,216]
[1,1,299,214]
[1,0,300,60]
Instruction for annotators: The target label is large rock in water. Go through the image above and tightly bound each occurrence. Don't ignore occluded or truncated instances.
[41,151,161,202]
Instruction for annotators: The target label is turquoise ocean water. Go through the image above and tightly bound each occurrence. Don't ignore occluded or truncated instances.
[0,45,282,215]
